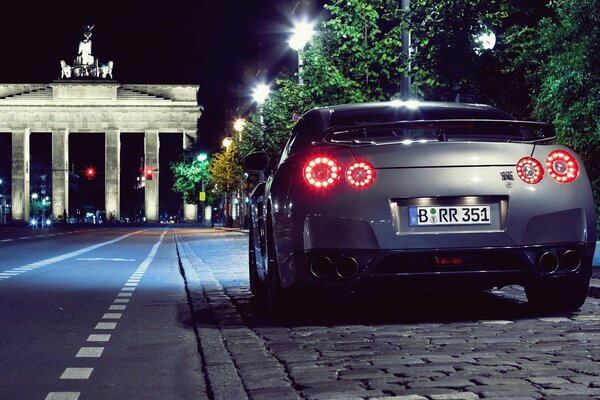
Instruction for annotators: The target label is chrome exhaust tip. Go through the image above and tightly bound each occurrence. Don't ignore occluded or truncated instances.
[310,256,334,278]
[560,249,581,272]
[336,256,359,279]
[538,252,559,274]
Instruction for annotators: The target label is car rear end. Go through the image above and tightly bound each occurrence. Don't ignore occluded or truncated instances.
[280,118,595,307]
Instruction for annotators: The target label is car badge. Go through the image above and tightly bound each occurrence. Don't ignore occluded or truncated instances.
[500,171,514,181]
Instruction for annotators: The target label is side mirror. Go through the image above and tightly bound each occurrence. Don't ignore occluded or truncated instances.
[243,151,268,172]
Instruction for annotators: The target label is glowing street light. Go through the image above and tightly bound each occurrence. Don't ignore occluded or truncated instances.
[197,153,208,162]
[252,83,270,105]
[233,118,246,133]
[289,19,315,85]
[222,137,233,151]
[288,20,315,51]
[473,23,496,55]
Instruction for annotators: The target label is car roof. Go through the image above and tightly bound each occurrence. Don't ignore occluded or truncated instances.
[304,101,515,131]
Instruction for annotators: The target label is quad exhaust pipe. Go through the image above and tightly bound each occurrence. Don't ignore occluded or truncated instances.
[310,255,360,280]
[537,249,581,274]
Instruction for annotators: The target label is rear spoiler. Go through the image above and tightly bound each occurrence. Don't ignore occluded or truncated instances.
[324,119,556,144]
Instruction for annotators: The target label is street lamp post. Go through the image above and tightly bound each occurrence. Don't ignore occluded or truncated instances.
[251,83,270,182]
[288,20,315,85]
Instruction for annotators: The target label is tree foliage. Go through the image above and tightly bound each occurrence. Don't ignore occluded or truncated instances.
[171,156,212,205]
[530,0,600,221]
[209,143,243,197]
[408,0,508,103]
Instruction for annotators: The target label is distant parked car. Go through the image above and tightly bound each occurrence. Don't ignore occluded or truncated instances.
[244,101,596,314]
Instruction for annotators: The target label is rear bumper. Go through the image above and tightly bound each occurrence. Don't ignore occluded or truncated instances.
[282,242,594,294]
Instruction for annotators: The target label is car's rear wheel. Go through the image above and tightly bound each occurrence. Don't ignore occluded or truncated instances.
[249,225,266,299]
[525,279,589,312]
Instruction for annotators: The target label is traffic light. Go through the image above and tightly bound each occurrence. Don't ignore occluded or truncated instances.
[145,167,154,180]
[85,167,96,180]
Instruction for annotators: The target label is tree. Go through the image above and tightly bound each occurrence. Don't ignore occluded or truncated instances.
[530,0,600,223]
[209,143,243,198]
[407,0,509,102]
[302,0,404,103]
[171,156,212,205]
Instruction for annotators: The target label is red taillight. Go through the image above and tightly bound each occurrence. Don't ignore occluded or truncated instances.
[345,161,376,189]
[546,150,579,184]
[516,157,543,184]
[303,156,341,189]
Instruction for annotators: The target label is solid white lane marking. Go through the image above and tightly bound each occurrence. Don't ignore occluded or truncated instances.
[109,305,126,311]
[45,392,80,400]
[76,347,104,358]
[60,368,93,380]
[87,334,111,342]
[0,230,144,283]
[76,257,136,262]
[94,322,117,330]
[102,313,122,319]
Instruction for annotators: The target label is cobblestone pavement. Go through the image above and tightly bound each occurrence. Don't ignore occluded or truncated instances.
[175,230,600,400]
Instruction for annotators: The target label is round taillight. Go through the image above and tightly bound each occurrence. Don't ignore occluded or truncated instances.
[303,156,341,189]
[345,161,376,189]
[516,157,543,184]
[546,150,579,184]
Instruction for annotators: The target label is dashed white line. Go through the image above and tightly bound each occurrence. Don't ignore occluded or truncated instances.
[87,334,111,342]
[94,322,117,330]
[76,347,104,358]
[102,313,122,319]
[45,392,80,400]
[109,305,126,310]
[60,368,93,380]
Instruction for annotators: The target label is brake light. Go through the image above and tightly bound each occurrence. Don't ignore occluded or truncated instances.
[303,156,341,189]
[346,161,376,189]
[546,150,579,183]
[516,157,543,184]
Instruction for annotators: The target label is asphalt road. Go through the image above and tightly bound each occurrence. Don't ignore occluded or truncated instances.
[0,226,206,400]
[3,225,600,400]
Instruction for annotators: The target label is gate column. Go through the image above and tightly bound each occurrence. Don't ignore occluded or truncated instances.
[144,129,159,222]
[52,128,69,221]
[11,128,30,223]
[105,129,120,222]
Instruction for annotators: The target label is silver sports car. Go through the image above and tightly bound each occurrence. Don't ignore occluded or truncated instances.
[244,101,596,313]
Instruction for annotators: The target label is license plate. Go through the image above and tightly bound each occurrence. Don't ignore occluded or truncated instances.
[409,206,491,226]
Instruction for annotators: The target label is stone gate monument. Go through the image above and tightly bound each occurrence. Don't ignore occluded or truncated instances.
[0,26,201,223]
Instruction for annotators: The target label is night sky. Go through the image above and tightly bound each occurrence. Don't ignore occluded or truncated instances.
[0,0,326,145]
[0,0,325,219]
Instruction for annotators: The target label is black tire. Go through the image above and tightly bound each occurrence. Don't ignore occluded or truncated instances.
[249,225,266,299]
[266,215,288,316]
[525,280,589,312]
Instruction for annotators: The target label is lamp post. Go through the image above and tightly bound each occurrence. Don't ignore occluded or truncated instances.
[288,20,315,85]
[196,152,208,225]
[251,83,270,182]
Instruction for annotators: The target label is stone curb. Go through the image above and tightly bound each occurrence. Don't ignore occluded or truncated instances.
[175,234,250,400]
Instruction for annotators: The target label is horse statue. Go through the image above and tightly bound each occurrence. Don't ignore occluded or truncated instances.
[100,61,113,79]
[60,60,72,79]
